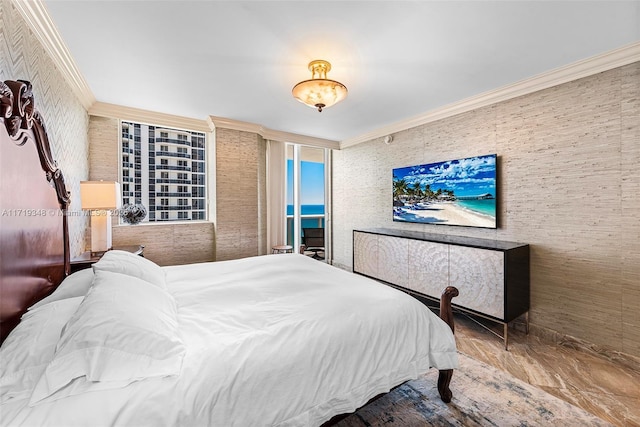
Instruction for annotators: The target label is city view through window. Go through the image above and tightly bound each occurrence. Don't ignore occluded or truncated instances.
[120,121,207,223]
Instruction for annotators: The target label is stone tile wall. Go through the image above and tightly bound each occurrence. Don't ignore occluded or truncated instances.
[88,116,215,266]
[333,63,640,356]
[215,127,267,260]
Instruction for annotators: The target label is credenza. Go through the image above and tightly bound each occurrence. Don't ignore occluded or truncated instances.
[353,228,530,349]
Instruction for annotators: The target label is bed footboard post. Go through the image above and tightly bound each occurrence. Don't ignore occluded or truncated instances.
[437,286,458,403]
[439,286,458,333]
[438,370,454,403]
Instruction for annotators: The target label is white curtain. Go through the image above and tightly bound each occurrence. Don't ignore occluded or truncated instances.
[266,140,287,250]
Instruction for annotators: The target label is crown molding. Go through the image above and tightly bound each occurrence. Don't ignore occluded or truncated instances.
[90,102,213,133]
[340,41,640,149]
[12,0,95,110]
[209,116,340,150]
[14,0,637,150]
[208,116,262,134]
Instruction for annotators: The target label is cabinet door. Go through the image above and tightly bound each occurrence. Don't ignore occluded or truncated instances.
[353,232,378,278]
[449,246,505,319]
[377,235,408,287]
[407,240,449,299]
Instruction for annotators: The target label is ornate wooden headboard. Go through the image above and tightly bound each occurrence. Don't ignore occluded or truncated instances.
[0,80,71,343]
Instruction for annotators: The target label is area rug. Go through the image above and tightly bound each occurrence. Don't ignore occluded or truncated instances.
[335,352,612,426]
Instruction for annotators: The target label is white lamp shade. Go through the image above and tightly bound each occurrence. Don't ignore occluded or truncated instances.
[80,181,122,210]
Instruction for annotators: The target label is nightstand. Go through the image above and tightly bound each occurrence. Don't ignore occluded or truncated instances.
[70,245,145,273]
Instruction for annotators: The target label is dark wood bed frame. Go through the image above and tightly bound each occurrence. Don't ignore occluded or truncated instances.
[0,80,458,420]
[0,80,70,344]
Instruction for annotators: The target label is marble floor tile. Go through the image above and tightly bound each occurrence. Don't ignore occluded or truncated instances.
[452,313,640,427]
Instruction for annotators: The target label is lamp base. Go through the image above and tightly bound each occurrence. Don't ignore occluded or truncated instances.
[90,210,112,253]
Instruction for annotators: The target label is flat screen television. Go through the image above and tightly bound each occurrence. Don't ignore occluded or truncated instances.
[392,154,497,229]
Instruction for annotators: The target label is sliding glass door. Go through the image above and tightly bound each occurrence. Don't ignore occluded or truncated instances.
[286,144,330,261]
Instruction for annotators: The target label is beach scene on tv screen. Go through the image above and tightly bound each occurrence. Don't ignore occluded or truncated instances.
[393,154,497,228]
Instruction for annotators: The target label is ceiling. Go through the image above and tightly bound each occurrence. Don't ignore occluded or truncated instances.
[43,1,640,142]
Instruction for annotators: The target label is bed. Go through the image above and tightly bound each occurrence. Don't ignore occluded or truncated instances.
[0,80,459,426]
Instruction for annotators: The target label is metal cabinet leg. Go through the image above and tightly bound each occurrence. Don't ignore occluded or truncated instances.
[504,323,509,351]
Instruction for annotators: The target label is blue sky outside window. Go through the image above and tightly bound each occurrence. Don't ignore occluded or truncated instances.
[287,159,325,215]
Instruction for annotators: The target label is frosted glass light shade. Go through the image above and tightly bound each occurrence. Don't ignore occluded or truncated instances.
[292,60,348,112]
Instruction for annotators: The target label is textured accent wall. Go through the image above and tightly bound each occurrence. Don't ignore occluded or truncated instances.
[111,222,214,267]
[333,63,640,357]
[0,0,89,257]
[87,116,215,266]
[88,116,119,182]
[215,127,267,260]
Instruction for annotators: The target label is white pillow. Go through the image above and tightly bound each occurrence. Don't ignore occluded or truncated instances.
[29,269,94,311]
[0,297,84,403]
[29,270,184,405]
[92,250,166,289]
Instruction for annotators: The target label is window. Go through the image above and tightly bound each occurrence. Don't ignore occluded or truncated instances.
[120,121,207,223]
[287,144,328,262]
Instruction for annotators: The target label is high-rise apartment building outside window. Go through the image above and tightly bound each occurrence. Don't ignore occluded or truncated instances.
[120,121,207,222]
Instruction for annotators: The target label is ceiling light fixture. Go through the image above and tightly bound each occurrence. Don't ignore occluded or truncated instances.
[292,60,348,112]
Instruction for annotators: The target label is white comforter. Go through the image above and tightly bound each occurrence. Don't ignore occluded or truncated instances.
[2,254,457,427]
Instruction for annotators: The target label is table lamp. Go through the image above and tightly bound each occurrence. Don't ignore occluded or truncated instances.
[80,181,121,254]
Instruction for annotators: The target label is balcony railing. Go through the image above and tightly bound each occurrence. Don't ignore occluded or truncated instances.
[155,165,192,172]
[286,214,325,247]
[155,192,193,197]
[155,137,191,147]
